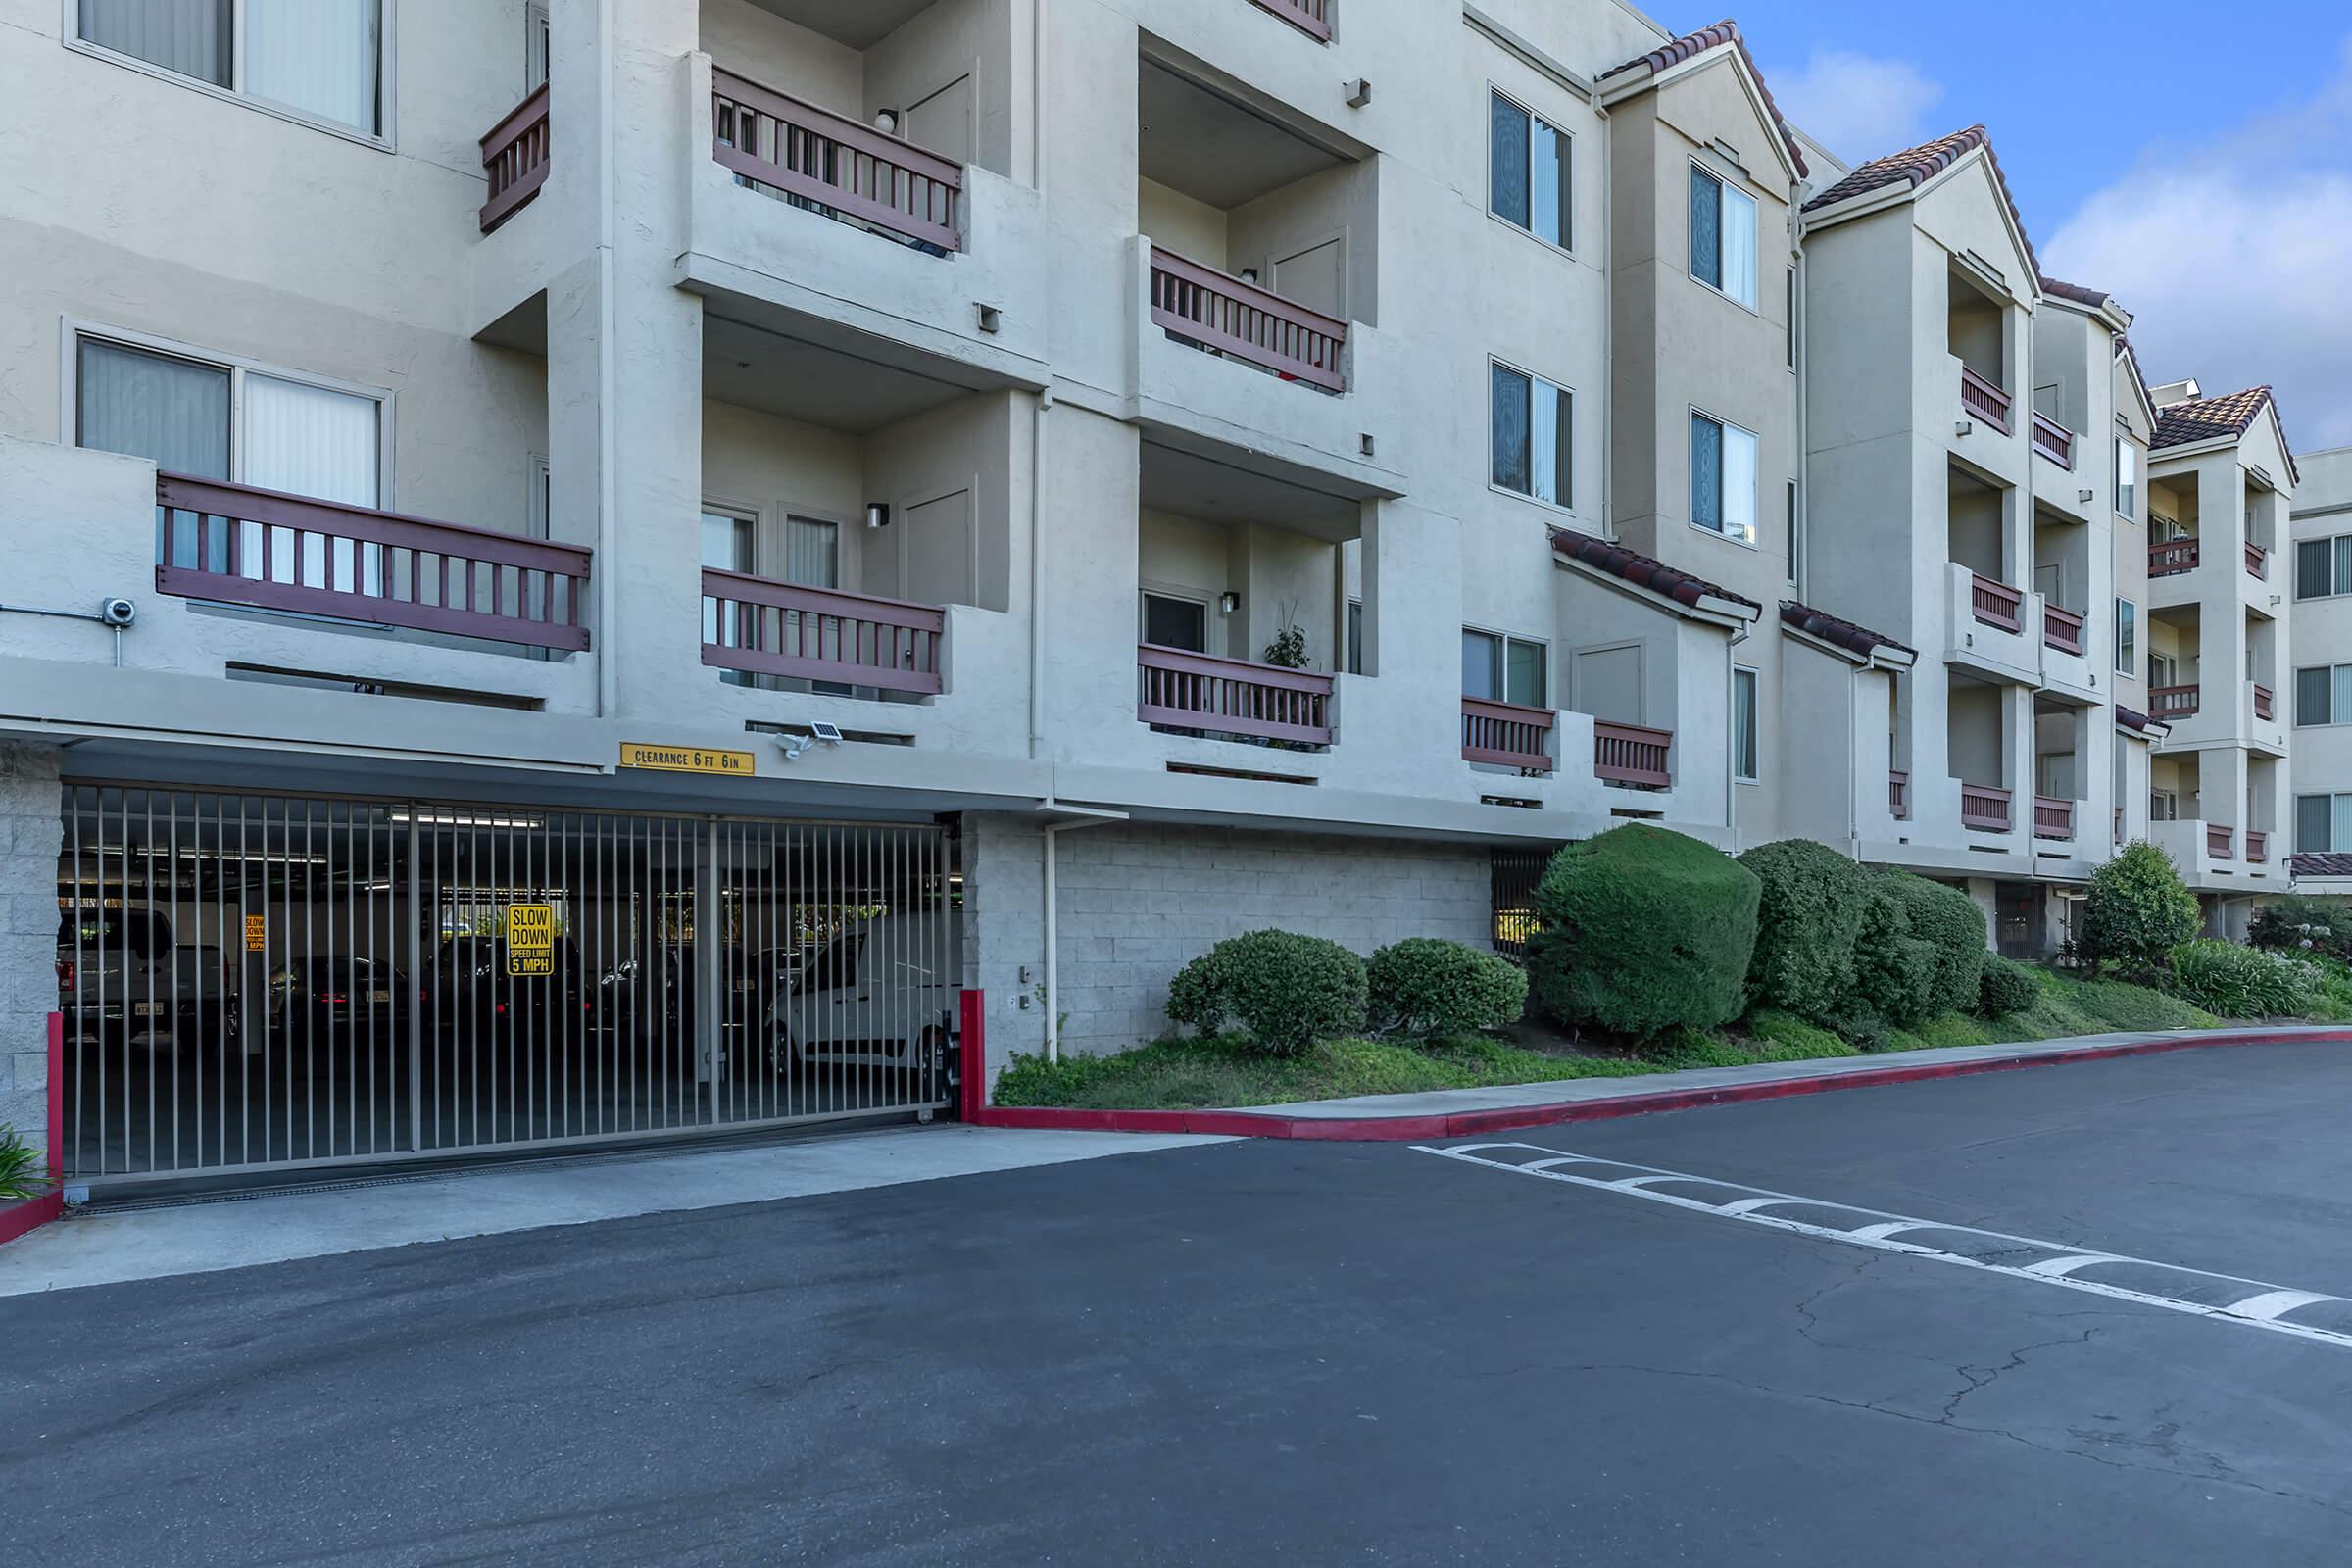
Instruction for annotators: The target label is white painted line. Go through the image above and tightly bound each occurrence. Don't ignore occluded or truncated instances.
[1416,1141,2352,1351]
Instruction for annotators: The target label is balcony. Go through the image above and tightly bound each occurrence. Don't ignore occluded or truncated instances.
[712,69,962,254]
[2245,542,2270,580]
[2149,539,2198,577]
[1961,783,2012,833]
[1960,364,2013,435]
[1593,721,1672,790]
[2041,604,2084,655]
[155,474,591,651]
[2031,412,2075,469]
[2254,682,2275,721]
[479,85,551,234]
[1137,644,1334,747]
[2208,823,2235,860]
[1890,770,1910,820]
[700,570,945,695]
[1461,698,1554,773]
[2150,683,2199,721]
[1248,0,1332,40]
[2034,795,2074,841]
[2248,829,2270,863]
[1970,574,2022,632]
[1149,246,1347,393]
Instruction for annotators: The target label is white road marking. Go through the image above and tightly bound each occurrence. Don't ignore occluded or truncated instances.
[1418,1142,2352,1350]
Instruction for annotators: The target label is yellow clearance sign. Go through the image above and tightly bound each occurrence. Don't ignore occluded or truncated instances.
[619,743,757,777]
[507,904,556,977]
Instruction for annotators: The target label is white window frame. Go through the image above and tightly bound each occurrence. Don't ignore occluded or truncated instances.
[2295,663,2352,729]
[1485,84,1573,257]
[63,318,395,504]
[1488,356,1576,516]
[2114,435,2138,520]
[1688,406,1760,549]
[524,0,550,92]
[2115,598,2135,676]
[63,0,398,151]
[1688,155,1759,312]
[2294,534,2352,602]
[1462,624,1549,710]
[2297,793,2352,855]
[1732,663,1759,782]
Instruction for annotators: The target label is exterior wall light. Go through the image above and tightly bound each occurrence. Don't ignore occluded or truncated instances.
[1219,592,1242,614]
[865,503,892,530]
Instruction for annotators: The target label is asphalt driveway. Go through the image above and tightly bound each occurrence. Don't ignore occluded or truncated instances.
[6,1041,2352,1565]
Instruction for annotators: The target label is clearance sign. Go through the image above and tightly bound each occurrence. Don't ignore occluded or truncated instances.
[619,743,757,777]
[507,904,557,977]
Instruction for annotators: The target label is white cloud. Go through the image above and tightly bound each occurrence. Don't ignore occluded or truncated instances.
[1767,49,1943,165]
[2046,42,2352,451]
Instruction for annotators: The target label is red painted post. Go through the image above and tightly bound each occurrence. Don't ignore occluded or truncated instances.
[958,989,986,1123]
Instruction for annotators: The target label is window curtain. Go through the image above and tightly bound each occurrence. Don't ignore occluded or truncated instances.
[1690,168,1721,288]
[244,372,379,592]
[1721,184,1759,306]
[1724,424,1759,543]
[1690,414,1723,531]
[80,0,229,86]
[246,0,381,134]
[2334,665,2352,728]
[783,516,840,589]
[2300,539,2332,599]
[1530,117,1568,247]
[2300,795,2332,854]
[2306,665,2342,725]
[80,338,231,573]
[2335,536,2352,597]
[2335,796,2352,856]
[1492,365,1531,494]
[1489,94,1529,230]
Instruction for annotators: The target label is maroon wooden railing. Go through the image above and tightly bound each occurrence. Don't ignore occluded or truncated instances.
[1149,245,1348,392]
[155,473,590,650]
[480,84,551,234]
[2042,603,2084,655]
[2248,829,2269,863]
[2149,538,2199,576]
[1138,644,1333,745]
[1890,769,1910,819]
[2150,683,2199,720]
[2032,412,2075,468]
[2245,542,2269,580]
[711,68,963,253]
[1248,0,1332,40]
[2207,824,2234,860]
[1970,573,2022,632]
[1593,721,1672,789]
[1461,697,1554,772]
[2034,795,2074,840]
[701,569,944,694]
[2254,682,2275,721]
[1960,783,2012,832]
[1960,365,2012,434]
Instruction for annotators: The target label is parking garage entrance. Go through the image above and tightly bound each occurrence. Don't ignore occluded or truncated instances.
[54,784,956,1188]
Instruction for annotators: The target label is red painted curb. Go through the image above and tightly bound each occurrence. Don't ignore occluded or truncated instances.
[0,1014,67,1250]
[967,1027,2352,1144]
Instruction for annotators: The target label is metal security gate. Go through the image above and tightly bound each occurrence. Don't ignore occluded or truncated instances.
[55,784,954,1186]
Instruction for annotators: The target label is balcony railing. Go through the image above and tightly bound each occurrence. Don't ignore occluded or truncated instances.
[1960,783,2012,833]
[1149,245,1348,392]
[1461,697,1554,772]
[2150,683,2199,720]
[1138,644,1334,745]
[155,473,591,650]
[2208,824,2235,860]
[2254,682,2275,721]
[1960,365,2012,434]
[2042,603,2084,655]
[479,85,551,234]
[1247,0,1332,40]
[701,570,945,694]
[711,68,963,253]
[1593,721,1672,789]
[2032,412,2075,468]
[2246,542,2269,580]
[2248,829,2270,863]
[2149,538,2199,576]
[2034,795,2074,840]
[1970,573,2022,632]
[1890,769,1910,820]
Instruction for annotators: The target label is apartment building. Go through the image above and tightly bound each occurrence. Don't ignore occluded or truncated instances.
[2287,446,2352,898]
[0,1,2301,1195]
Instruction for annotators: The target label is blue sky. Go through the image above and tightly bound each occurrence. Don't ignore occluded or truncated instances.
[1680,1,2352,449]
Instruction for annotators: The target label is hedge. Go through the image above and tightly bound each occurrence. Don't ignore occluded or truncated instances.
[1528,824,1758,1040]
[1878,872,1987,1014]
[1977,954,2039,1015]
[1165,929,1368,1054]
[1738,840,1872,1026]
[1367,938,1527,1037]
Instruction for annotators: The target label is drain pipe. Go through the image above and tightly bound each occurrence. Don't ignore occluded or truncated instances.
[1036,799,1125,1062]
[594,0,619,719]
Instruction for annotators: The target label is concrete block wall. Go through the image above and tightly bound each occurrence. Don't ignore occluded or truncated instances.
[0,743,62,1168]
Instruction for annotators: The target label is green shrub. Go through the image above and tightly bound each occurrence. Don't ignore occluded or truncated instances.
[1528,824,1758,1040]
[0,1125,44,1203]
[1853,889,1939,1033]
[2249,895,2352,958]
[1161,929,1368,1054]
[1878,872,1987,1013]
[1977,954,2039,1016]
[2167,940,2316,1019]
[1738,840,1873,1024]
[1367,938,1527,1037]
[2078,842,2200,970]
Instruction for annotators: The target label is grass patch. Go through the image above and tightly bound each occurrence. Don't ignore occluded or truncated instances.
[1986,967,2218,1039]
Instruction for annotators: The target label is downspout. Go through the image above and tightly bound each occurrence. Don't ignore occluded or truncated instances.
[1725,616,1749,845]
[1029,395,1051,759]
[594,0,619,718]
[1594,99,1612,540]
[1036,800,1125,1063]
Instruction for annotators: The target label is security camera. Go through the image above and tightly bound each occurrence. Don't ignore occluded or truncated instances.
[98,597,136,628]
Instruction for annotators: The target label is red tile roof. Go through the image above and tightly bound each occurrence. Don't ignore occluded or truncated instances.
[2150,385,2299,481]
[1779,600,1914,661]
[2290,854,2352,880]
[1801,125,2039,279]
[2115,706,2161,735]
[1598,20,1808,178]
[1550,530,1761,613]
[2038,275,2112,310]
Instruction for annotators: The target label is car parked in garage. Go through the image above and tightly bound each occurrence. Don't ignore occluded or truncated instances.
[763,911,956,1078]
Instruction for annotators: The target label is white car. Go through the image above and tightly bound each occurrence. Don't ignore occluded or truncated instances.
[765,910,957,1073]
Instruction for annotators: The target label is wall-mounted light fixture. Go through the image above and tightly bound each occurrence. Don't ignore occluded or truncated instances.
[1347,77,1373,109]
[1239,267,1260,284]
[865,502,892,530]
[873,108,900,135]
[1219,591,1242,614]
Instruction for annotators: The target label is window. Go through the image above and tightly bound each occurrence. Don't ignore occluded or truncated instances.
[2296,536,2352,600]
[1732,666,1759,781]
[76,0,386,138]
[1462,628,1546,709]
[1347,598,1364,676]
[1785,269,1796,368]
[1143,593,1208,654]
[1786,480,1800,586]
[1690,412,1758,545]
[2297,664,2352,727]
[2298,795,2352,854]
[1491,361,1571,508]
[525,1,550,91]
[2115,600,2136,676]
[1690,163,1758,307]
[1489,90,1571,250]
[2114,437,2137,519]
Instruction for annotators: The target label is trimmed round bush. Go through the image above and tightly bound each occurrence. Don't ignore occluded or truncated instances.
[2168,939,2317,1019]
[1738,840,1873,1025]
[1162,929,1367,1054]
[2078,842,2200,970]
[1367,938,1528,1037]
[1528,824,1759,1040]
[1878,871,1987,1015]
[1853,889,1938,1033]
[1977,954,2039,1016]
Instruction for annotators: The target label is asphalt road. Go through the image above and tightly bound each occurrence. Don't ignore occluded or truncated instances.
[7,1043,2352,1565]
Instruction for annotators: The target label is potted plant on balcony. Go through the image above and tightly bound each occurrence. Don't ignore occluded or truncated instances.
[1259,605,1314,750]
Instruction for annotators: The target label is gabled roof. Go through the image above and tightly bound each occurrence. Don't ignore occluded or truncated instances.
[2150,385,2300,482]
[2115,706,2168,738]
[1800,125,2039,281]
[1596,20,1808,179]
[1549,530,1761,616]
[2038,275,2112,310]
[2116,337,2155,428]
[1779,601,1915,663]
